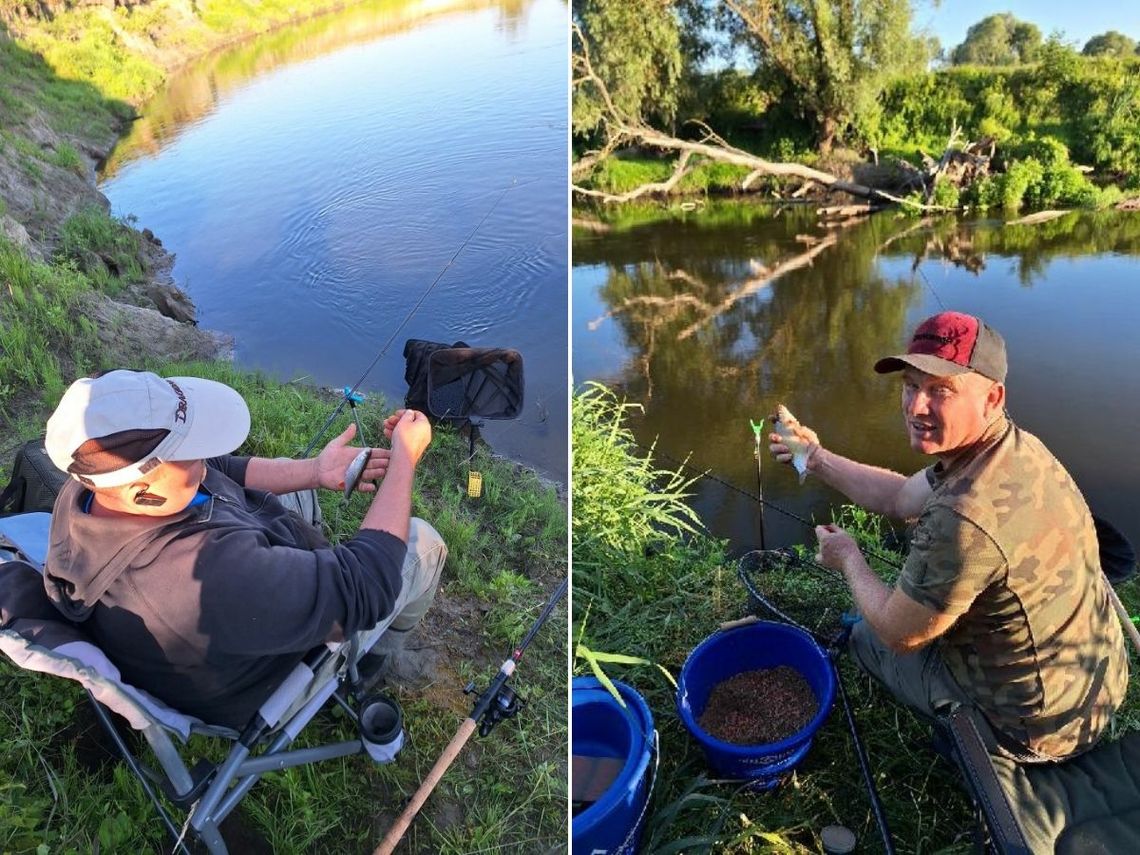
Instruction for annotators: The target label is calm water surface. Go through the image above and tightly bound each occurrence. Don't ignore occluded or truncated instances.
[574,205,1140,551]
[101,0,568,481]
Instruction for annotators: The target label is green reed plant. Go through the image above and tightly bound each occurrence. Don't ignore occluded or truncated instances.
[573,382,704,564]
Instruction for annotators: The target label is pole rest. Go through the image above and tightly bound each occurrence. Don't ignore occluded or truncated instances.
[750,418,765,457]
[342,387,366,405]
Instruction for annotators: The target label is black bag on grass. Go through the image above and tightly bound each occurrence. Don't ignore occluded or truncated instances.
[403,339,524,426]
[0,439,67,515]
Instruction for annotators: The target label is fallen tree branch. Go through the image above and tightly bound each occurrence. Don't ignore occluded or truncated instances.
[571,22,953,212]
[573,150,696,203]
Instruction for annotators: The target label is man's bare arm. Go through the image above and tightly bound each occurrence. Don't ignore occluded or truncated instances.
[245,456,319,493]
[811,450,932,520]
[825,530,956,652]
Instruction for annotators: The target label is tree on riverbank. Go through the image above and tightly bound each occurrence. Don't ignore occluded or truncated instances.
[573,2,1139,211]
[718,0,932,155]
[950,13,1042,66]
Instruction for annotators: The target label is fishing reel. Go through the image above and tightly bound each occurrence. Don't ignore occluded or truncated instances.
[464,680,526,737]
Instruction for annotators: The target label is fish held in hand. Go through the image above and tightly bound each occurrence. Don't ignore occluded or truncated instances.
[774,404,810,484]
[343,448,371,500]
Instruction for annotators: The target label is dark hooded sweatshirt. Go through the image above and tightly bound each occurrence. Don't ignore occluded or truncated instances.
[43,455,407,729]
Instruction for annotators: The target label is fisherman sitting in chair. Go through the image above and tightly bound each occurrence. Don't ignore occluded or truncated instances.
[769,312,1129,767]
[40,369,446,729]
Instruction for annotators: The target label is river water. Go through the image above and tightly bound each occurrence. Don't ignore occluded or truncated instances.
[100,0,568,482]
[574,204,1140,552]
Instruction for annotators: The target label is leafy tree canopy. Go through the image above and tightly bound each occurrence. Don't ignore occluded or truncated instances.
[1082,31,1136,57]
[951,13,1042,66]
[572,0,684,139]
[720,0,932,154]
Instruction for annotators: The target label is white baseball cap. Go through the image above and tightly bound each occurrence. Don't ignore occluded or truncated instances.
[45,370,251,488]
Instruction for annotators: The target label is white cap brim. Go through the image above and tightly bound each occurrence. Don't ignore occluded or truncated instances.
[69,376,251,488]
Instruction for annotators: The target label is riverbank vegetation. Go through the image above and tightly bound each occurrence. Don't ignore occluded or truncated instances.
[1,0,358,104]
[573,1,1140,212]
[572,382,1140,852]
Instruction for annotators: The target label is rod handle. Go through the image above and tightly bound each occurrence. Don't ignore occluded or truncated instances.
[373,717,478,855]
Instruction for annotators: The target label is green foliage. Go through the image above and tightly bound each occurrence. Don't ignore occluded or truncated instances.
[879,55,1140,193]
[950,13,1042,66]
[572,382,704,566]
[55,206,145,294]
[0,237,102,408]
[50,141,83,174]
[1083,31,1136,58]
[573,0,684,137]
[929,176,960,209]
[23,12,165,103]
[7,0,349,106]
[722,0,931,152]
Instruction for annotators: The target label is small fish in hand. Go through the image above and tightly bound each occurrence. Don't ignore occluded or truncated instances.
[774,404,811,484]
[343,448,371,500]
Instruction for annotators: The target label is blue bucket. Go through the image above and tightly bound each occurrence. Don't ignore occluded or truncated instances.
[676,621,835,789]
[572,676,655,854]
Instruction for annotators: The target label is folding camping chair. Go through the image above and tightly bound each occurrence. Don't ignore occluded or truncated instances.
[936,704,1140,854]
[0,513,401,854]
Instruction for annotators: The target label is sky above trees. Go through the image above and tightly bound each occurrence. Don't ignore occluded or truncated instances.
[914,0,1140,53]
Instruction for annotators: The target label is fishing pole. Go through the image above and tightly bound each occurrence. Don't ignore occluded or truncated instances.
[630,437,907,571]
[299,180,517,458]
[750,419,767,551]
[736,561,897,855]
[373,577,567,855]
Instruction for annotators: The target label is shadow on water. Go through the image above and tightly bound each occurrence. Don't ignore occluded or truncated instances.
[573,203,1140,550]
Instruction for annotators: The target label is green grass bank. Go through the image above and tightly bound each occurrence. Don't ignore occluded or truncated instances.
[572,382,1140,853]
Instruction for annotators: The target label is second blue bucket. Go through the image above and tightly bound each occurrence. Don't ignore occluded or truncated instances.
[572,676,655,854]
[676,621,835,789]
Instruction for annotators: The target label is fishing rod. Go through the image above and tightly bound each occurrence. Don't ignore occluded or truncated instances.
[630,436,907,571]
[736,562,897,855]
[300,180,517,459]
[373,577,567,855]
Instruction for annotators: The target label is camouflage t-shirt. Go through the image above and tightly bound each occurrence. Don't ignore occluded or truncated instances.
[899,415,1129,757]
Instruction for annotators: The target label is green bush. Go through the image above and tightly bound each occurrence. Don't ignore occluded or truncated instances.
[930,176,961,208]
[572,382,704,569]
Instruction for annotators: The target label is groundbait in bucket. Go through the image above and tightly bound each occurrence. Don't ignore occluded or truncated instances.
[572,677,656,854]
[676,621,835,789]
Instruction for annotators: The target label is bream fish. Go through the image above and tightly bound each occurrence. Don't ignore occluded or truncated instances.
[774,404,810,484]
[343,448,371,500]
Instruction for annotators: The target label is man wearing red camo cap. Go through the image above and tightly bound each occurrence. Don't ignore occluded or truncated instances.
[770,311,1128,762]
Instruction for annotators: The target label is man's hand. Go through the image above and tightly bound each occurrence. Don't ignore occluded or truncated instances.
[315,423,391,492]
[768,413,821,473]
[384,409,432,468]
[814,524,861,574]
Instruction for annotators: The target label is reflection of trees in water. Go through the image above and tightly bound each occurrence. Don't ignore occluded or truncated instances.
[102,0,527,177]
[588,214,922,467]
[882,211,1140,286]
